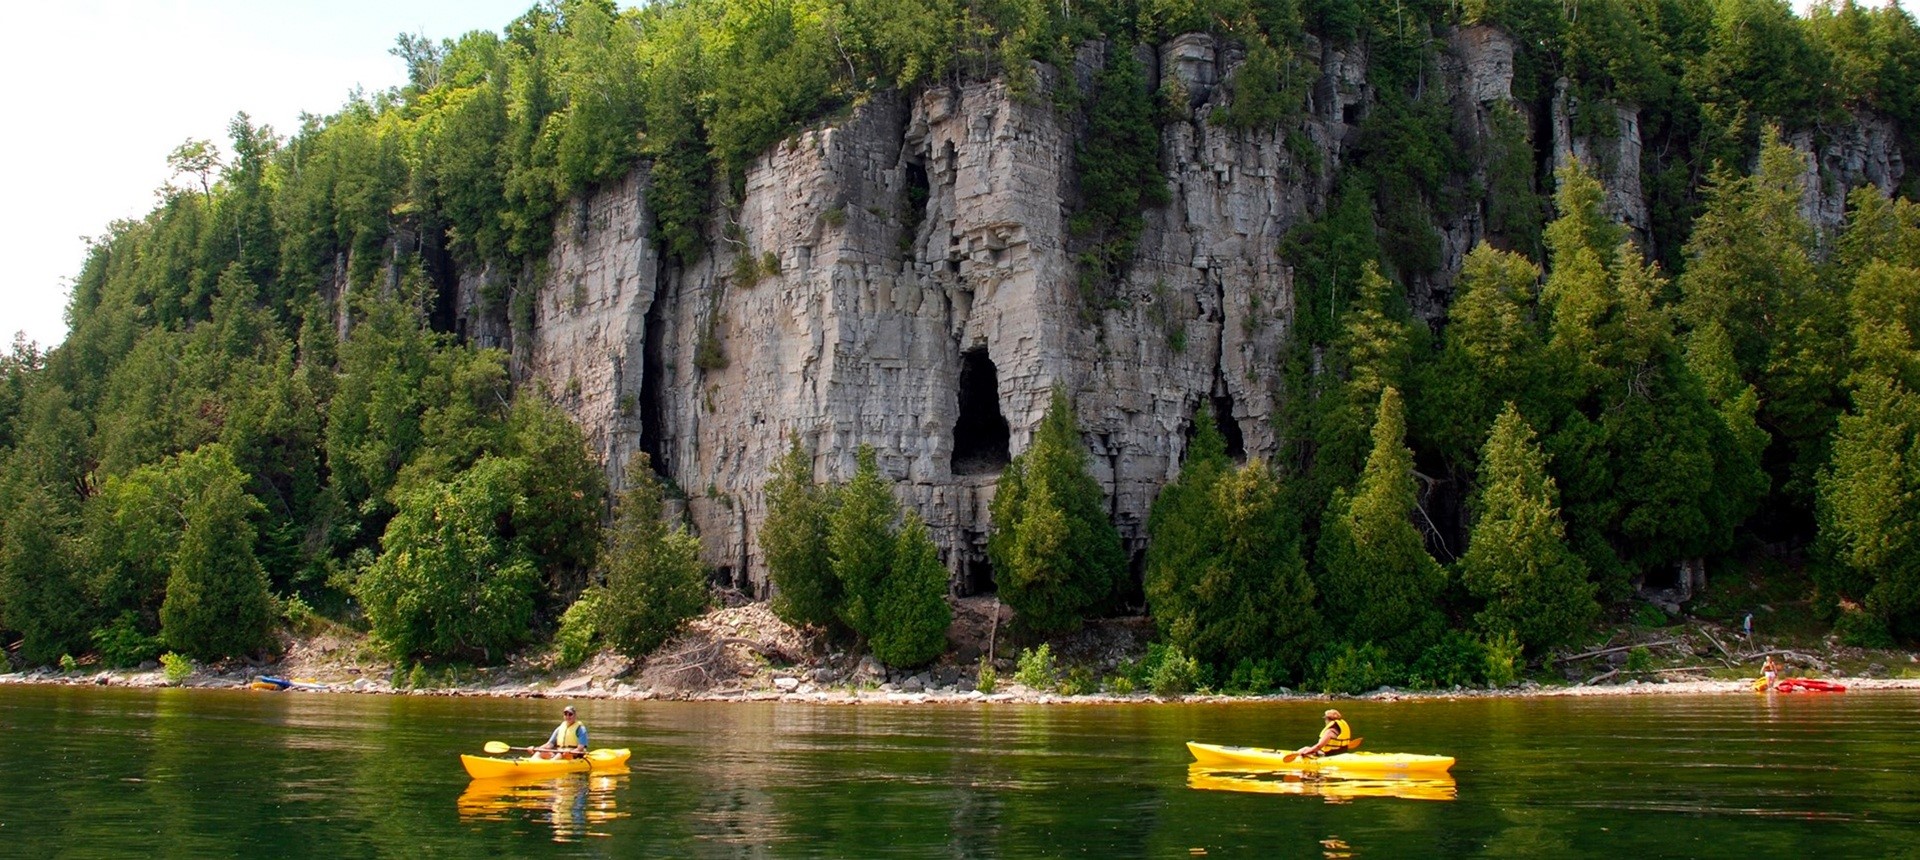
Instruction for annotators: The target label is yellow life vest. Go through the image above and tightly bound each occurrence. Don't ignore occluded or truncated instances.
[1323,719,1355,752]
[551,719,588,749]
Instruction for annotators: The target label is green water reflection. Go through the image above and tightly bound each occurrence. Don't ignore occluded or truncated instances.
[2,685,1917,857]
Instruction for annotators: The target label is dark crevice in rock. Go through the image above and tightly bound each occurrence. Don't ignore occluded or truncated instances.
[637,292,672,480]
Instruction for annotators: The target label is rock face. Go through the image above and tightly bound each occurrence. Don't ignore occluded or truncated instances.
[452,27,1904,596]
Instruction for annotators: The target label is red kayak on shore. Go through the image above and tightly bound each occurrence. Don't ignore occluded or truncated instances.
[1773,678,1846,693]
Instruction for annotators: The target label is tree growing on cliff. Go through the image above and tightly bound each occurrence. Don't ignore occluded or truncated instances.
[763,436,840,631]
[988,389,1125,635]
[592,453,710,657]
[1457,405,1597,655]
[1315,386,1445,661]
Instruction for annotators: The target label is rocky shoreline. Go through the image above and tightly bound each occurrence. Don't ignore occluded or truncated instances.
[6,662,1920,705]
[8,600,1918,705]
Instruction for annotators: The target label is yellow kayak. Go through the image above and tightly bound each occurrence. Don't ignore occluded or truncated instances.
[460,748,632,779]
[1186,742,1455,775]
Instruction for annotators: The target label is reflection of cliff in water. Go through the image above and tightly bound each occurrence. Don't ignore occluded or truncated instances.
[457,772,630,842]
[1186,765,1457,803]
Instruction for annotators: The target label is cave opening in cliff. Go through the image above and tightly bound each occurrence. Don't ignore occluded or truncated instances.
[1210,395,1245,460]
[952,348,1011,475]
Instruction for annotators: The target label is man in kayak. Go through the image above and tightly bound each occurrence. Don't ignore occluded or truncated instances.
[535,706,589,759]
[1294,709,1358,758]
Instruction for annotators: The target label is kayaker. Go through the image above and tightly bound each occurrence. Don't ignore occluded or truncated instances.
[535,706,589,759]
[1761,655,1782,690]
[1294,709,1358,758]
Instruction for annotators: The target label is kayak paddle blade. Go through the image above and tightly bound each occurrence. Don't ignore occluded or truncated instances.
[482,741,511,754]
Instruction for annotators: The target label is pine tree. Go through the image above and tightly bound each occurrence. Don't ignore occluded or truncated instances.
[870,509,952,668]
[1421,242,1550,468]
[1145,407,1234,650]
[1677,132,1842,506]
[763,436,839,631]
[1315,387,1445,660]
[0,484,90,665]
[1458,405,1597,654]
[158,445,276,660]
[829,446,897,640]
[1818,373,1920,635]
[988,389,1125,635]
[594,453,709,657]
[1208,459,1321,674]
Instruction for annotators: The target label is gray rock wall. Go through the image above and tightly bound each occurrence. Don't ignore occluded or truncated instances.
[455,27,1905,595]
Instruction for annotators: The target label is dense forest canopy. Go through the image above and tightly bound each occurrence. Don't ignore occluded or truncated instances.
[4,0,1920,687]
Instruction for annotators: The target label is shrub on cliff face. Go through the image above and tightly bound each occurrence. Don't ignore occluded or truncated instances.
[988,389,1125,635]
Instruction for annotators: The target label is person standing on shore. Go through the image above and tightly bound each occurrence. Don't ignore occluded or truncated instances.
[535,705,589,759]
[1294,709,1359,758]
[1761,655,1782,691]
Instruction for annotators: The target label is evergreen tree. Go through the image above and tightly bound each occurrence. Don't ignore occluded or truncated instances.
[1315,386,1445,660]
[1208,458,1322,673]
[1420,242,1550,468]
[870,509,952,668]
[988,389,1125,635]
[593,453,709,657]
[1457,405,1597,655]
[829,446,896,640]
[762,436,839,631]
[1677,132,1842,507]
[1818,373,1920,638]
[0,485,90,665]
[159,445,277,660]
[1145,408,1234,651]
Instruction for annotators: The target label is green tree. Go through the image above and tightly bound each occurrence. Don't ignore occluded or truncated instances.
[0,485,90,665]
[592,453,710,657]
[870,509,952,668]
[829,446,897,640]
[1314,386,1445,660]
[1457,405,1598,654]
[763,436,840,631]
[159,445,277,660]
[988,389,1125,635]
[356,456,541,662]
[1147,409,1321,673]
[1677,132,1841,508]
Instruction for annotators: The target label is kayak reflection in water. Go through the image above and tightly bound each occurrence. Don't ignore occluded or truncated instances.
[1295,709,1358,759]
[535,705,589,760]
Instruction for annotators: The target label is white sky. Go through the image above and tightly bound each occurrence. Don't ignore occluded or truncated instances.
[0,1,1886,350]
[0,1,536,350]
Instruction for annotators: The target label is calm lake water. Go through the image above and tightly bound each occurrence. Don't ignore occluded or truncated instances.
[3,684,1917,857]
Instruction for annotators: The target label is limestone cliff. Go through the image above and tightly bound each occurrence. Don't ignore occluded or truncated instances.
[449,27,1904,596]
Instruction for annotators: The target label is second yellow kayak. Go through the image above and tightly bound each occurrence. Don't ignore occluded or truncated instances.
[1186,741,1455,775]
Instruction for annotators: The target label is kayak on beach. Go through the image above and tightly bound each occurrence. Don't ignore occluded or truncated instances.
[1760,677,1848,693]
[249,676,328,691]
[460,747,632,779]
[1186,741,1455,775]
